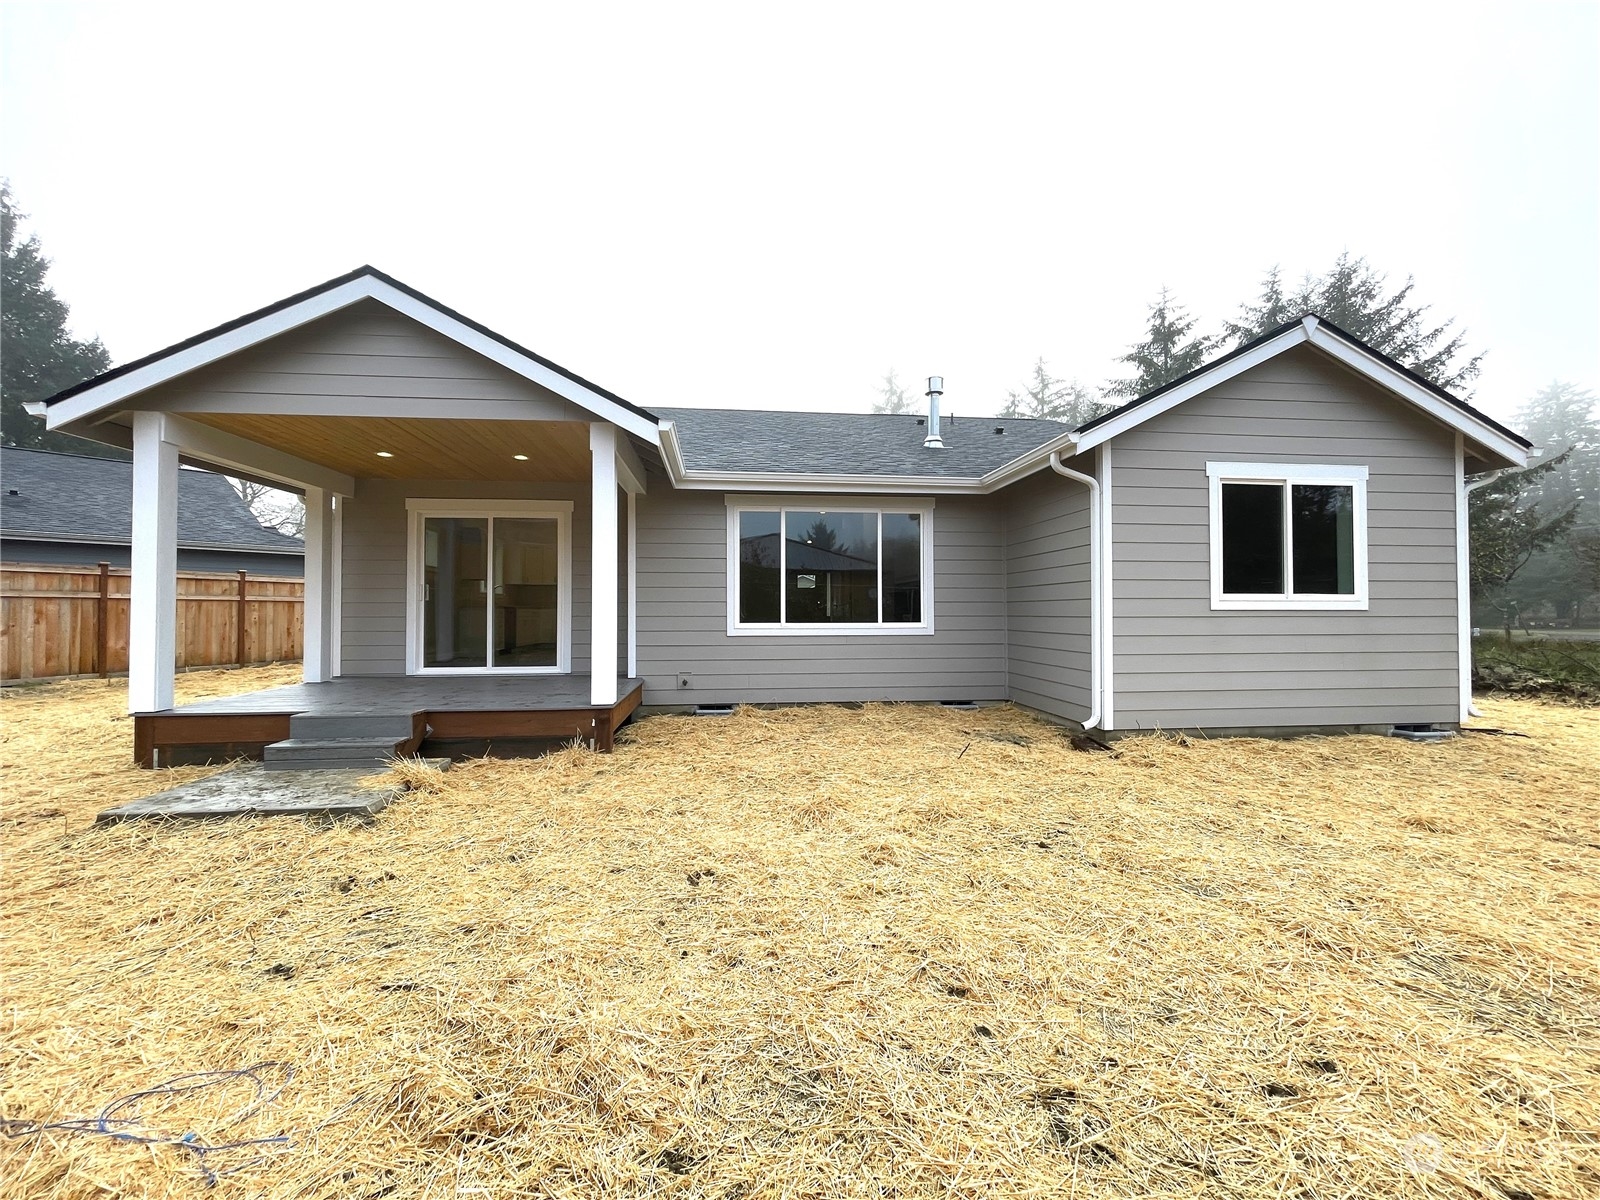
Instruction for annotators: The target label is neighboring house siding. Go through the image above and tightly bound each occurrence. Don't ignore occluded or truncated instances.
[339,479,592,676]
[1109,345,1460,731]
[635,489,1007,705]
[0,540,303,575]
[1001,464,1093,723]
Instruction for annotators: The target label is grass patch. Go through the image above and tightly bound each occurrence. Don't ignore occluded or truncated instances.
[2,668,1598,1198]
[1474,636,1600,703]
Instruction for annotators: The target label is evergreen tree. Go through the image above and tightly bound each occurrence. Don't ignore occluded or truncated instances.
[1497,382,1600,624]
[1226,253,1483,395]
[1,183,120,457]
[1469,451,1579,637]
[1106,288,1218,398]
[872,369,914,414]
[999,357,1110,426]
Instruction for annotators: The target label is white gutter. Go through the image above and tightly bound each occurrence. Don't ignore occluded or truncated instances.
[1049,448,1101,731]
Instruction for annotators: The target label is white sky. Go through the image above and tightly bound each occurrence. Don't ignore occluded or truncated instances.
[2,1,1596,426]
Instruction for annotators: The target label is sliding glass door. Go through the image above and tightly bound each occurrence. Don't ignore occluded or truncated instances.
[411,501,572,674]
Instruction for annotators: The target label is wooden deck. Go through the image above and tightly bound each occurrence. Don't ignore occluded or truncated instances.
[133,675,645,767]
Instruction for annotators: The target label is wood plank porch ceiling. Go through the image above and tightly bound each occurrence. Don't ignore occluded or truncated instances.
[182,413,593,480]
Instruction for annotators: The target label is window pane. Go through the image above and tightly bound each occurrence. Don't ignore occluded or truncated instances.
[492,518,559,667]
[1221,483,1284,595]
[784,510,879,623]
[423,517,488,667]
[1291,484,1355,594]
[738,511,781,623]
[881,512,922,623]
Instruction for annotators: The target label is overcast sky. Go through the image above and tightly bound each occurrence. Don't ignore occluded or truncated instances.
[3,1,1596,425]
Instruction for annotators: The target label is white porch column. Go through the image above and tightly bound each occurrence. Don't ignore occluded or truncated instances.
[590,424,620,705]
[302,485,336,683]
[627,489,638,679]
[128,412,179,714]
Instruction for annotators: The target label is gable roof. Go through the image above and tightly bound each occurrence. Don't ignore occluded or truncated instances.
[1072,315,1531,465]
[0,446,304,555]
[40,266,659,442]
[653,407,1075,485]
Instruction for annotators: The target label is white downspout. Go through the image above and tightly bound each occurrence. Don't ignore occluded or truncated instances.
[1461,466,1512,719]
[1049,449,1101,731]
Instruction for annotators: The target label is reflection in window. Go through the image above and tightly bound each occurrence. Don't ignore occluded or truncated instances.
[1219,480,1356,597]
[734,507,925,626]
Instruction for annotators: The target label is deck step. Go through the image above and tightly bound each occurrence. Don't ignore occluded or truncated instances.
[262,737,406,772]
[288,712,419,741]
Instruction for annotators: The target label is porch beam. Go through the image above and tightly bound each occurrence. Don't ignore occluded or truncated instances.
[129,412,179,715]
[615,434,648,496]
[129,394,584,423]
[590,424,620,706]
[303,486,336,683]
[160,414,356,496]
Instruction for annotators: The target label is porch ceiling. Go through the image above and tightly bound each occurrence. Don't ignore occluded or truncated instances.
[181,413,593,481]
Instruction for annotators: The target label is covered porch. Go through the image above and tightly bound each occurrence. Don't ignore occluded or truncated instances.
[37,272,662,763]
[133,673,646,767]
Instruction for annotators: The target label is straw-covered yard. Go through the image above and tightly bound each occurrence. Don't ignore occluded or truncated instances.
[2,668,1597,1199]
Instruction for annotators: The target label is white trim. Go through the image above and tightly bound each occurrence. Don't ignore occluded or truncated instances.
[1206,462,1370,611]
[330,494,343,678]
[1100,443,1115,731]
[1304,323,1529,467]
[626,490,638,679]
[724,496,936,636]
[128,413,178,715]
[1071,320,1531,470]
[590,424,620,705]
[403,498,574,675]
[1047,453,1101,730]
[45,273,660,443]
[302,486,335,683]
[1455,433,1472,723]
[1075,325,1312,453]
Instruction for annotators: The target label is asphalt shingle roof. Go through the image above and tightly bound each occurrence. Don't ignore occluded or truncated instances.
[0,447,305,553]
[650,408,1073,479]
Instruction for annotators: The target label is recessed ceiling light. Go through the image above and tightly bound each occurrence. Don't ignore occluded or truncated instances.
[513,453,529,461]
[375,451,394,458]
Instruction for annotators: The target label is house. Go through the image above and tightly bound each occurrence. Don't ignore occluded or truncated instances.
[31,266,1531,766]
[1,445,304,575]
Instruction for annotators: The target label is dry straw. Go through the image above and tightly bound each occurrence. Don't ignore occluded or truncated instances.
[2,668,1597,1198]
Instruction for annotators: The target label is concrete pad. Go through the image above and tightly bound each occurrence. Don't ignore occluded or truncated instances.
[96,761,436,823]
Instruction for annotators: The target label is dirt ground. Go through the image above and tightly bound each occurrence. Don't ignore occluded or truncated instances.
[2,667,1597,1198]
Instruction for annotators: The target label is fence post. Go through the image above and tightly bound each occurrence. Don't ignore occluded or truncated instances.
[236,569,249,667]
[96,562,112,678]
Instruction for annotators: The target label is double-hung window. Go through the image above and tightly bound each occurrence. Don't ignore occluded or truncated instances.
[726,497,934,634]
[1206,463,1368,610]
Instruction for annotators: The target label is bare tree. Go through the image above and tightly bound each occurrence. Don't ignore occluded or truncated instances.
[231,478,305,537]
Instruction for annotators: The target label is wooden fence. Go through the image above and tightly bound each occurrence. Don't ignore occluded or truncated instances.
[1,563,304,682]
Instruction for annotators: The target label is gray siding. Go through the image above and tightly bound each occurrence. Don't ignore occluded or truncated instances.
[339,479,592,676]
[635,490,1007,705]
[1109,345,1461,731]
[135,299,591,419]
[1001,463,1093,723]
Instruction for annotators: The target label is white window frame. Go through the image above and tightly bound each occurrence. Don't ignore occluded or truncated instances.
[1206,462,1369,611]
[725,495,936,636]
[404,498,575,674]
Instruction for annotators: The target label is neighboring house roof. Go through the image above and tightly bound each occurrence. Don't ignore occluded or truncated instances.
[654,407,1075,480]
[40,265,658,442]
[0,446,305,555]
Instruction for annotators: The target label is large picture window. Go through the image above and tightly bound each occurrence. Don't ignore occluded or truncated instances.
[727,498,934,634]
[1206,463,1368,610]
